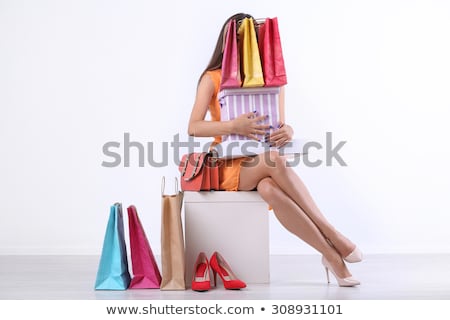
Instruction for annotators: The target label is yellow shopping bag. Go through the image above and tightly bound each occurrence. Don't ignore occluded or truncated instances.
[238,18,265,87]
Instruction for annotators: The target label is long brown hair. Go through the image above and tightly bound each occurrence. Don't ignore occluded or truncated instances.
[199,13,254,82]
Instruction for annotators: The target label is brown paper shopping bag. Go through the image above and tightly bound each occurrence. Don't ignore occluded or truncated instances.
[160,177,186,290]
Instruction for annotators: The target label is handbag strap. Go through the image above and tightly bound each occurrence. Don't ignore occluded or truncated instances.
[180,153,208,181]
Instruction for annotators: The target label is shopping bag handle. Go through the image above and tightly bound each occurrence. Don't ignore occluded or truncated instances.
[161,176,179,196]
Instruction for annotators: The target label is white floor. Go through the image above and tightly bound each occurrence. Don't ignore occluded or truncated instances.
[0,254,449,300]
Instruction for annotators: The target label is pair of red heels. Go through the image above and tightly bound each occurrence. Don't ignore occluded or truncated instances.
[191,251,246,292]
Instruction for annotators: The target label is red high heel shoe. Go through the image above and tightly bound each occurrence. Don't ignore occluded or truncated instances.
[191,252,211,292]
[209,251,246,290]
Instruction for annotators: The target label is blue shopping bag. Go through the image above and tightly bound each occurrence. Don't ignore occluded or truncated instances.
[95,203,131,290]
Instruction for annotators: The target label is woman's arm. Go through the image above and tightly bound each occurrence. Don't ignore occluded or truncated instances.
[268,86,294,147]
[188,73,270,139]
[188,74,233,137]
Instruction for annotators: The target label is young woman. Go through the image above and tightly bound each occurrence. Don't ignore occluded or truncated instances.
[188,13,361,287]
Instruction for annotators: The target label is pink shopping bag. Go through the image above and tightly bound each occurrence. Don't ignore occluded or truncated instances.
[258,17,288,87]
[127,205,162,289]
[220,19,241,89]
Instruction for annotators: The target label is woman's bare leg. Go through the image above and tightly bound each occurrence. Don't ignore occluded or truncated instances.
[239,151,356,258]
[255,177,352,278]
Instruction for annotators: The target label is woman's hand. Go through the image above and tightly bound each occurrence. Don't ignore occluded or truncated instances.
[232,112,271,140]
[266,123,294,147]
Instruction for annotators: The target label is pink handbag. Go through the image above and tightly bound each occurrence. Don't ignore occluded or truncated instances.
[258,17,287,87]
[220,19,241,89]
[127,205,162,289]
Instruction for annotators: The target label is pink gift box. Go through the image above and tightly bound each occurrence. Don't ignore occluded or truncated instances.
[219,87,281,141]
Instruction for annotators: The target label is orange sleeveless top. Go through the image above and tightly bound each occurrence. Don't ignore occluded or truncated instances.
[205,70,223,146]
[206,69,248,191]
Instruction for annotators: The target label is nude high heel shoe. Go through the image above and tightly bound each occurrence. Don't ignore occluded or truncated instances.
[322,256,360,287]
[344,247,363,263]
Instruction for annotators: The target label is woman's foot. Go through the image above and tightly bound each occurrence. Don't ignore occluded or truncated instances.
[343,247,363,263]
[327,232,362,263]
[322,256,360,287]
[323,251,352,279]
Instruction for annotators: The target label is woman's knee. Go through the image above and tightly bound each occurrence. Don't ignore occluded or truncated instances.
[257,177,282,204]
[261,151,288,172]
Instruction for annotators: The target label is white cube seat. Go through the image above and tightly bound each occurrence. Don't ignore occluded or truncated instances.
[184,191,270,286]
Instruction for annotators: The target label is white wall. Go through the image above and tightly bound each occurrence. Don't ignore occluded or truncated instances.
[1,0,449,255]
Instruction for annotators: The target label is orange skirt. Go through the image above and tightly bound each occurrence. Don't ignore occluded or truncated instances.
[218,157,252,191]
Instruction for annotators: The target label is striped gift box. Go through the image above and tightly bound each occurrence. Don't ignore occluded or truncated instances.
[218,87,281,141]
